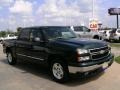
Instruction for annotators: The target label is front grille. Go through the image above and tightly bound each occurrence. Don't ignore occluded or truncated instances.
[90,46,109,53]
[90,46,110,60]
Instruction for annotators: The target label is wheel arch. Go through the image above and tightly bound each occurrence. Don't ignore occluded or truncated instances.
[47,54,68,67]
[6,47,11,53]
[6,47,16,58]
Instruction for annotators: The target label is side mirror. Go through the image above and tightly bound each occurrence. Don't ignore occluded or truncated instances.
[88,29,91,32]
[33,37,46,43]
[34,37,41,42]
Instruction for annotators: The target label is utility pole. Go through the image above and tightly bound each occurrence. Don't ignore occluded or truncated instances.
[117,14,119,28]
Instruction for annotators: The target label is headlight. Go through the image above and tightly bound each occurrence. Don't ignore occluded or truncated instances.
[77,49,90,62]
[107,45,111,53]
[77,49,88,55]
[78,56,90,62]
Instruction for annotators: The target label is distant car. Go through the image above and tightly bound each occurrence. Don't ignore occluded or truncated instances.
[111,29,120,41]
[0,34,17,43]
[71,26,103,40]
[102,30,112,41]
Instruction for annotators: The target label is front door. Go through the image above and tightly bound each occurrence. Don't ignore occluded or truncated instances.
[28,28,47,62]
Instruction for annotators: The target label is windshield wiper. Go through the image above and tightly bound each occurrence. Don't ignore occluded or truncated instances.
[56,37,76,39]
[69,36,76,38]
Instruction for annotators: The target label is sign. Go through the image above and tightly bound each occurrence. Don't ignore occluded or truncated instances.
[108,8,120,15]
[89,19,98,31]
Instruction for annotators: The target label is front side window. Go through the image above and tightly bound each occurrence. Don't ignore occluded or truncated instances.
[83,27,90,32]
[31,29,42,39]
[43,27,77,40]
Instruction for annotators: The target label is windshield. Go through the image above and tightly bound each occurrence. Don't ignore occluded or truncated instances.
[44,27,77,40]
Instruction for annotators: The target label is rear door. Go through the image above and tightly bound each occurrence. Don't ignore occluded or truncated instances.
[16,28,32,59]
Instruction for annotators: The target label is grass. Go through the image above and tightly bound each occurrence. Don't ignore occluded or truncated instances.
[109,43,120,48]
[115,56,120,64]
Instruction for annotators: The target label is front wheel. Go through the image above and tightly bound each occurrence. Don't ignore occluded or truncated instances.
[50,60,69,83]
[7,52,17,65]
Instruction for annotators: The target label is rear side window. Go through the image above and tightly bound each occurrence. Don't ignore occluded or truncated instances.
[9,34,14,37]
[74,26,83,32]
[18,29,30,41]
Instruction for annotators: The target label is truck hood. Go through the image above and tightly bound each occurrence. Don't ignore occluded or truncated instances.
[53,38,108,49]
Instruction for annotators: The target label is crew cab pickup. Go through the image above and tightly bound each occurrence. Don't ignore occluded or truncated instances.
[71,26,103,40]
[3,26,114,83]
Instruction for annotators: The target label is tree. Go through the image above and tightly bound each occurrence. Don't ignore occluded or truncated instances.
[0,31,6,37]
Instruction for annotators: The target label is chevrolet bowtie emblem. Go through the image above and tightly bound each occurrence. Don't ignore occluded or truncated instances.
[99,50,105,54]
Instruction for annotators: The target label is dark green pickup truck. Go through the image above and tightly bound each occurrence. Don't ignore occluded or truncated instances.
[3,26,114,83]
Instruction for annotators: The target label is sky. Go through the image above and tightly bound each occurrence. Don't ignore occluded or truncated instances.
[0,0,120,31]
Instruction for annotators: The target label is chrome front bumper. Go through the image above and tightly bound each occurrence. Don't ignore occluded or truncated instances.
[68,59,113,73]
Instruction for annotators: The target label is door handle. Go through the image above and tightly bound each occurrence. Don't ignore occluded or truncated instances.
[33,46,45,51]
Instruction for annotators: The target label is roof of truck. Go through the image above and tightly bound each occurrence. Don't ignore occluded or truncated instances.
[19,26,70,29]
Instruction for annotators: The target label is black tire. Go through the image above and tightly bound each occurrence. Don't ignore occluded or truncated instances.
[50,59,69,83]
[7,52,17,65]
[93,35,100,40]
[1,40,3,44]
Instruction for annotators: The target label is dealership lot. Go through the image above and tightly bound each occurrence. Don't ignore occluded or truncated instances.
[0,45,120,90]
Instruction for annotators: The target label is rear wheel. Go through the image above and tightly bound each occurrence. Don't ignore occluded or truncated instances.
[50,60,69,83]
[7,52,17,65]
[93,35,100,40]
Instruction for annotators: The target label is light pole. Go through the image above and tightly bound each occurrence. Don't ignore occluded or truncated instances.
[98,21,102,31]
[117,14,119,28]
